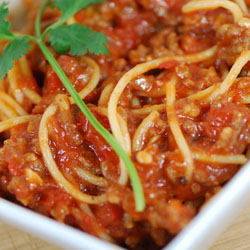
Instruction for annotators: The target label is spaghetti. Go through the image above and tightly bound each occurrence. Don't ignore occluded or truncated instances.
[1,0,250,249]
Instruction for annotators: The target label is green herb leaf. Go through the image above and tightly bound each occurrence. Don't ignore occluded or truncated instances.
[52,0,106,27]
[0,2,14,39]
[0,37,30,79]
[48,23,109,56]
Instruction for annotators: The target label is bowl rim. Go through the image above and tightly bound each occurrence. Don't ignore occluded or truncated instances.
[0,198,124,250]
[1,159,250,250]
[164,160,250,250]
[2,1,250,249]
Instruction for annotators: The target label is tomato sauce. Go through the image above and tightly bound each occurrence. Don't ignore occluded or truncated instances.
[1,0,250,249]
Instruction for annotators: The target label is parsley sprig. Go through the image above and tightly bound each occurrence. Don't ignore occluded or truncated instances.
[0,0,145,212]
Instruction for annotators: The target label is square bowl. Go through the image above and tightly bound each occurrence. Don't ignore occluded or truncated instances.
[1,1,250,250]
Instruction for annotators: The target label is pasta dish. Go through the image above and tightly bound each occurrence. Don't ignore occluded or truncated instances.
[1,0,250,249]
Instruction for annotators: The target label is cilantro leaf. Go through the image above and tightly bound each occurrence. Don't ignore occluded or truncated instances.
[52,0,105,27]
[0,2,14,39]
[48,23,109,56]
[0,2,8,21]
[0,37,30,79]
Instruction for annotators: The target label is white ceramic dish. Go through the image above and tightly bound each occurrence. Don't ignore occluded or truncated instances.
[1,161,250,250]
[2,160,250,250]
[1,1,250,250]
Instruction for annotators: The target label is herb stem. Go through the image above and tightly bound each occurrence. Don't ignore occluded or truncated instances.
[0,34,36,42]
[35,0,50,38]
[35,0,145,211]
[0,34,15,40]
[37,39,145,211]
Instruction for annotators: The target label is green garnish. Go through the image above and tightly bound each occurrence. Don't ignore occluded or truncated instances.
[0,37,30,79]
[46,0,105,31]
[0,2,13,39]
[49,24,109,56]
[0,0,145,211]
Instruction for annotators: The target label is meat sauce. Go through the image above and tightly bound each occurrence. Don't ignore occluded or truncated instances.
[1,0,250,249]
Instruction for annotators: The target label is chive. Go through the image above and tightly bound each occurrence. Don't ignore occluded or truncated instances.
[35,0,145,211]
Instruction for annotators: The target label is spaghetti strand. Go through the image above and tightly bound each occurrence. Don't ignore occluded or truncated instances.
[108,46,217,184]
[39,103,107,204]
[166,77,194,180]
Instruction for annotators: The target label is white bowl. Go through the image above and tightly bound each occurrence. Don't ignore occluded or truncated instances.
[165,160,250,250]
[1,1,250,250]
[1,160,250,250]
